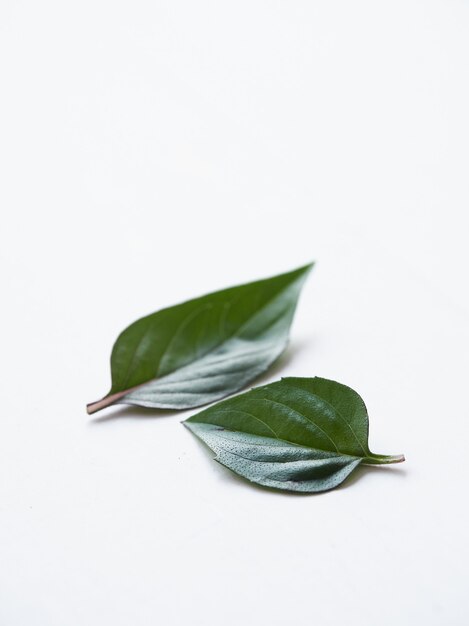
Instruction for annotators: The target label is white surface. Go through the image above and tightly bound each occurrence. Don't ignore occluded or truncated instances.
[1,1,468,624]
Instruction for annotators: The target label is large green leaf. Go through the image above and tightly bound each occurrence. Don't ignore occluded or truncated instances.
[87,264,313,414]
[185,377,404,493]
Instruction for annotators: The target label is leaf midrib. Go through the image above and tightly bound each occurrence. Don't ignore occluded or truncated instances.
[195,424,360,464]
[197,405,365,459]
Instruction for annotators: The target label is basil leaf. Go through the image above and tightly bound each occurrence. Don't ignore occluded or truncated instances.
[87,264,313,414]
[185,377,404,493]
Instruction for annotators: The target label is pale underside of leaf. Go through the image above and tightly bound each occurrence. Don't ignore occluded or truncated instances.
[185,423,362,493]
[118,335,284,409]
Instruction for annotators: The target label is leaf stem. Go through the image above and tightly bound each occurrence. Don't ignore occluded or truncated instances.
[363,454,405,465]
[86,390,129,414]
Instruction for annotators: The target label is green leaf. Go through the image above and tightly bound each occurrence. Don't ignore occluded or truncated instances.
[87,264,313,414]
[184,377,404,493]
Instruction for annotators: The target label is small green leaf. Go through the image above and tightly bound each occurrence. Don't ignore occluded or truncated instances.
[184,377,404,493]
[87,264,313,414]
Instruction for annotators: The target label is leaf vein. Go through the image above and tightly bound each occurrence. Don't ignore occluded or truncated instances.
[257,397,341,453]
[214,409,280,439]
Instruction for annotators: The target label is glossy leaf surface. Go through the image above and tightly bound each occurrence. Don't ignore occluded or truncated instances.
[87,264,312,413]
[185,377,404,493]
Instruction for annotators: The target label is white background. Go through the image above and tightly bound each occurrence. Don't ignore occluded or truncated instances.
[1,1,468,624]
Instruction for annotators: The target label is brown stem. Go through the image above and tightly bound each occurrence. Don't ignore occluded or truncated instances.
[87,377,153,414]
[86,389,130,414]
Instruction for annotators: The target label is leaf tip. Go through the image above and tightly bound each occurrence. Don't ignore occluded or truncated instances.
[299,260,315,274]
